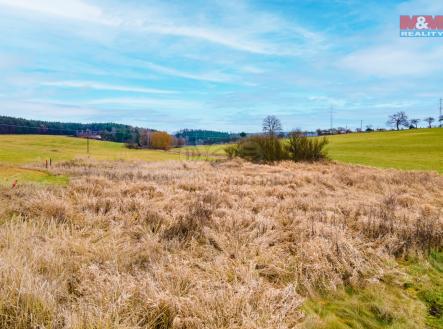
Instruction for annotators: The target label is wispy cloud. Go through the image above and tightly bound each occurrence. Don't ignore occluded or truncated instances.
[41,81,176,94]
[0,0,441,131]
[340,44,443,77]
[0,0,324,56]
[0,0,113,25]
[88,97,204,110]
[141,62,235,83]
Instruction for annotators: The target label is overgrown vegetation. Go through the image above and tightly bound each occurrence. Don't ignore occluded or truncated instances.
[227,133,328,163]
[287,131,329,162]
[225,117,329,164]
[0,159,441,327]
[303,251,443,329]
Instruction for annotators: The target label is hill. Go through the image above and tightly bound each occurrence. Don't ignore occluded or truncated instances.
[0,135,180,185]
[0,116,142,144]
[182,128,443,173]
[326,128,443,173]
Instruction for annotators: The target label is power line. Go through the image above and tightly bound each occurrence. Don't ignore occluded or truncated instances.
[440,98,442,117]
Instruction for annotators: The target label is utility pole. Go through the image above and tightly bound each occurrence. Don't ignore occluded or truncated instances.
[360,120,363,131]
[330,106,334,131]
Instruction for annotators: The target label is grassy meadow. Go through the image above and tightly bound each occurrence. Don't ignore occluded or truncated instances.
[0,159,442,328]
[175,128,443,173]
[326,128,443,173]
[0,131,442,328]
[0,135,181,185]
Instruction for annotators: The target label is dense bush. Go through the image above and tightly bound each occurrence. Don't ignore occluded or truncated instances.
[286,132,328,162]
[150,131,174,150]
[237,135,288,163]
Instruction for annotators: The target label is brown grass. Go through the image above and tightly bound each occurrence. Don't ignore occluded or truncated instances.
[0,159,442,328]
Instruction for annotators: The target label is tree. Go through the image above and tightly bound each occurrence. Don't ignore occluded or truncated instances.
[410,119,420,129]
[262,115,282,136]
[239,132,247,138]
[150,131,174,150]
[387,112,409,130]
[423,117,435,128]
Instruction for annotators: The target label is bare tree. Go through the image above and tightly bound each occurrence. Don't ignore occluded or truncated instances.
[410,119,420,129]
[423,117,435,128]
[386,111,409,130]
[263,115,282,136]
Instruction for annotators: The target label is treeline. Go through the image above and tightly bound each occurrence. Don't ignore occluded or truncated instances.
[0,116,141,143]
[175,129,240,145]
[0,116,243,147]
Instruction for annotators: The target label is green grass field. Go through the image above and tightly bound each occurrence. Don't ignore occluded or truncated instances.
[0,135,180,185]
[176,128,443,173]
[0,128,441,185]
[326,128,443,173]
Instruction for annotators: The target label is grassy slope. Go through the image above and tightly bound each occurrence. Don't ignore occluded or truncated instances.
[175,128,443,173]
[0,135,180,185]
[0,135,180,164]
[326,128,443,173]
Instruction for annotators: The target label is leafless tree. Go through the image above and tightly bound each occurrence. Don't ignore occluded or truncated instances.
[423,117,435,128]
[263,115,282,136]
[386,111,409,130]
[410,119,420,129]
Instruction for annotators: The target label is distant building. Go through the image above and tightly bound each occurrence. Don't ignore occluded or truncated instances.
[76,131,102,140]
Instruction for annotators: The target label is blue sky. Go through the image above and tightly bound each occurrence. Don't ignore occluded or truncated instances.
[0,0,442,132]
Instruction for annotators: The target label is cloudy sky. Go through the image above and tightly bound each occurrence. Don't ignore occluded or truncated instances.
[0,0,442,132]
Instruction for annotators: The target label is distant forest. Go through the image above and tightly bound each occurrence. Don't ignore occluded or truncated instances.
[175,129,240,145]
[0,116,240,145]
[0,116,141,143]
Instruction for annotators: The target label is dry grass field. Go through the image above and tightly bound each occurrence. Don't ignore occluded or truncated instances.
[0,159,442,328]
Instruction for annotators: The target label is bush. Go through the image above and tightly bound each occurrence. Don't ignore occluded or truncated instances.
[286,132,328,162]
[150,131,174,150]
[125,142,140,149]
[237,135,287,163]
[224,144,238,159]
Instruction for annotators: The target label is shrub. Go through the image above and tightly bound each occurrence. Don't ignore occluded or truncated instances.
[150,131,174,150]
[237,135,288,163]
[224,144,239,159]
[286,132,328,162]
[125,142,140,149]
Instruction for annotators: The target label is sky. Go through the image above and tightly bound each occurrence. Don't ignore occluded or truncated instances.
[0,0,442,133]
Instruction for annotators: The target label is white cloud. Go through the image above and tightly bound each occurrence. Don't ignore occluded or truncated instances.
[88,97,204,110]
[0,0,115,25]
[141,62,235,83]
[340,43,443,77]
[41,81,176,94]
[0,99,100,121]
[0,0,324,56]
